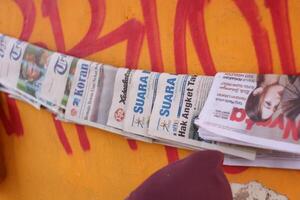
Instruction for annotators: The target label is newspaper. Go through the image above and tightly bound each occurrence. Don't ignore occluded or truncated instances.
[15,43,55,109]
[60,58,78,109]
[225,150,300,170]
[107,68,134,129]
[0,33,268,162]
[148,73,256,159]
[39,53,74,107]
[0,34,10,84]
[64,62,150,142]
[123,70,159,136]
[0,35,41,109]
[65,61,106,124]
[4,37,28,89]
[197,72,300,154]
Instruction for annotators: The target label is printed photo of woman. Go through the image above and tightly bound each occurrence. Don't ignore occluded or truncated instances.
[245,74,287,122]
[246,73,300,124]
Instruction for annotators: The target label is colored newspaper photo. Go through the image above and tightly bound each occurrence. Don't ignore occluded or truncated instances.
[17,44,52,99]
[148,73,255,159]
[197,73,300,154]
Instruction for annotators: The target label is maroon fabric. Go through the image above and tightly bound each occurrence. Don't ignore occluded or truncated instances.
[127,150,232,200]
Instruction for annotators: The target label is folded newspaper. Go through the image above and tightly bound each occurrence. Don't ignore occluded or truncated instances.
[196,72,300,169]
[2,33,300,169]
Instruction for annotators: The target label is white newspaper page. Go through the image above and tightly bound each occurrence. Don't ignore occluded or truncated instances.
[39,53,73,106]
[65,62,120,129]
[107,68,134,129]
[6,38,28,88]
[123,70,159,136]
[64,63,151,142]
[65,60,96,122]
[148,73,255,160]
[0,34,10,84]
[0,36,41,109]
[197,123,253,147]
[198,72,300,154]
[224,150,300,170]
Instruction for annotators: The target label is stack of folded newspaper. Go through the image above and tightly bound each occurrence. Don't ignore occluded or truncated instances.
[195,73,300,169]
[1,34,300,169]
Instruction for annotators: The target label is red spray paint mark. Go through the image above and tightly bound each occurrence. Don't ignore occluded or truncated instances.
[5,95,23,136]
[235,0,273,74]
[174,0,191,74]
[223,165,249,174]
[68,0,106,54]
[174,0,216,75]
[75,124,90,151]
[66,1,145,69]
[140,0,164,72]
[188,0,216,75]
[0,103,14,135]
[52,114,72,154]
[265,0,296,74]
[42,0,145,152]
[68,20,145,68]
[165,146,180,163]
[0,94,23,136]
[127,139,138,151]
[41,0,66,52]
[33,42,48,49]
[15,0,36,41]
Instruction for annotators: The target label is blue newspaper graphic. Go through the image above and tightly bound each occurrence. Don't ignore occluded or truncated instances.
[148,73,255,159]
[123,70,160,136]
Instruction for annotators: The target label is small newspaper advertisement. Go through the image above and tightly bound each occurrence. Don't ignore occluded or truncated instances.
[107,68,134,129]
[148,73,255,160]
[123,70,159,136]
[197,72,300,154]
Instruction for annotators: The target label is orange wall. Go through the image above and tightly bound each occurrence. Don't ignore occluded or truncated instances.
[0,0,299,199]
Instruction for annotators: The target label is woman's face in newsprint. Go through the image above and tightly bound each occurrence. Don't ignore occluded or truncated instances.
[260,84,284,120]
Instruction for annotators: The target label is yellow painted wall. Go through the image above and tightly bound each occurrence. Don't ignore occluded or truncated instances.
[0,0,299,199]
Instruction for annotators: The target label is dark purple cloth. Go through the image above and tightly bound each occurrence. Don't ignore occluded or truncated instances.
[127,150,232,200]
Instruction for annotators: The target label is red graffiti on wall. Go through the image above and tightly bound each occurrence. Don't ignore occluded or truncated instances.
[0,0,296,170]
[234,0,273,74]
[0,94,23,136]
[15,0,36,41]
[265,0,296,74]
[174,0,216,75]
